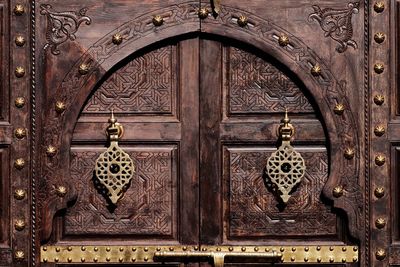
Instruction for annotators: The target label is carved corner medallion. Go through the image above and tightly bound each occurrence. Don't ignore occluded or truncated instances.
[40,4,92,55]
[308,2,359,53]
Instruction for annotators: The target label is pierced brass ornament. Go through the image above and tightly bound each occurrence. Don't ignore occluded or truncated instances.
[14,189,26,200]
[311,64,321,76]
[15,35,26,46]
[112,33,123,45]
[374,125,385,136]
[14,158,25,170]
[373,94,385,105]
[95,112,135,204]
[15,97,25,108]
[15,66,25,78]
[374,2,385,13]
[374,32,386,44]
[14,219,26,231]
[152,15,164,26]
[14,127,27,139]
[14,250,25,261]
[14,4,25,15]
[278,34,289,47]
[198,8,209,19]
[46,145,57,157]
[375,249,386,260]
[375,217,386,229]
[333,186,343,198]
[237,15,248,27]
[375,155,386,166]
[344,148,355,160]
[78,63,89,75]
[265,110,305,203]
[56,186,67,197]
[374,187,385,198]
[334,103,345,115]
[55,101,66,114]
[374,63,384,74]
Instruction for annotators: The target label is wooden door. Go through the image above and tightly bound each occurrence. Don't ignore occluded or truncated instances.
[1,0,399,266]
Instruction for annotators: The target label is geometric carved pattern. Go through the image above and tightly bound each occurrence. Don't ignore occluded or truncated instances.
[64,147,175,237]
[229,47,313,113]
[228,147,337,237]
[83,46,174,114]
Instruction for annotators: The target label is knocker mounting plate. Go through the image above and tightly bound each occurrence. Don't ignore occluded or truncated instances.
[265,110,306,203]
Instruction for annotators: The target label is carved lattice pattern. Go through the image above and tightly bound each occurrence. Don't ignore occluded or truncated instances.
[228,47,313,113]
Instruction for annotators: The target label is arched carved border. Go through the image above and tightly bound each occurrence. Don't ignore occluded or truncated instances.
[38,2,363,241]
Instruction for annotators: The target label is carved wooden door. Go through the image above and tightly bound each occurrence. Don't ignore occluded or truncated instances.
[1,0,399,266]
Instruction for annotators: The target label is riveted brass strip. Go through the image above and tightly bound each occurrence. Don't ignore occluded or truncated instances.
[40,245,358,263]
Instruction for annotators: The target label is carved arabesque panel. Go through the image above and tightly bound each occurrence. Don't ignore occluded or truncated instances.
[228,47,313,114]
[227,147,337,237]
[83,46,175,114]
[63,147,176,237]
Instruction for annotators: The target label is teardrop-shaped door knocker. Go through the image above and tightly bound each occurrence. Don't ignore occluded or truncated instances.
[265,110,306,203]
[94,111,135,205]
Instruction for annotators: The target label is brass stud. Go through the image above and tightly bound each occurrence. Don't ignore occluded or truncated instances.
[106,257,111,262]
[237,15,248,27]
[265,248,270,252]
[14,4,25,15]
[56,186,67,197]
[46,145,57,157]
[374,63,384,74]
[344,148,355,160]
[106,247,111,252]
[374,187,385,198]
[119,257,123,262]
[14,219,26,231]
[81,246,86,251]
[14,158,25,170]
[67,257,72,263]
[316,246,321,251]
[317,257,322,263]
[342,247,347,252]
[375,248,386,260]
[374,94,385,105]
[374,32,386,44]
[55,247,60,252]
[194,246,198,251]
[42,246,47,251]
[112,33,123,45]
[54,257,59,262]
[157,247,162,251]
[14,128,27,139]
[278,34,289,47]
[15,97,26,108]
[280,247,285,252]
[304,247,309,252]
[342,258,346,263]
[374,2,385,13]
[15,36,26,47]
[229,247,234,251]
[334,103,345,115]
[131,257,136,262]
[241,247,246,252]
[292,247,296,252]
[144,256,149,261]
[14,250,24,261]
[81,257,85,262]
[119,247,124,252]
[182,246,187,251]
[311,64,321,76]
[152,15,164,26]
[169,247,175,251]
[55,101,66,114]
[375,155,386,166]
[68,246,73,251]
[254,247,259,252]
[14,189,26,200]
[353,256,358,262]
[144,247,148,252]
[131,247,136,252]
[216,247,221,251]
[304,257,309,262]
[353,246,358,252]
[329,246,334,251]
[375,217,386,229]
[78,63,89,75]
[15,66,25,78]
[329,257,334,263]
[43,258,48,263]
[202,247,207,251]
[198,8,209,19]
[333,186,343,197]
[93,257,98,262]
[374,125,385,137]
[291,256,295,261]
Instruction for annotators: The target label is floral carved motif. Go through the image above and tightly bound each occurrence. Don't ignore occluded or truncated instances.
[40,4,92,55]
[308,2,359,53]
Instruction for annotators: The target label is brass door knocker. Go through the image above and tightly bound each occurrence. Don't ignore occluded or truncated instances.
[265,110,306,203]
[94,111,135,205]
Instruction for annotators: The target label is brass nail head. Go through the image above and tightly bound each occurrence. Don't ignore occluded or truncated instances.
[278,34,289,47]
[14,158,25,170]
[55,101,66,114]
[375,217,386,229]
[374,94,385,105]
[198,8,209,19]
[333,186,344,197]
[112,33,123,45]
[14,219,26,231]
[14,4,25,15]
[374,32,386,44]
[237,15,248,27]
[15,36,26,46]
[374,2,385,13]
[374,125,385,137]
[14,128,27,139]
[14,189,26,200]
[78,63,89,75]
[374,63,384,74]
[311,64,321,76]
[374,187,385,198]
[56,186,67,197]
[14,250,25,261]
[375,249,386,260]
[15,97,26,108]
[344,148,355,160]
[15,66,25,78]
[334,103,345,115]
[152,15,164,26]
[46,145,57,157]
[375,155,386,166]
